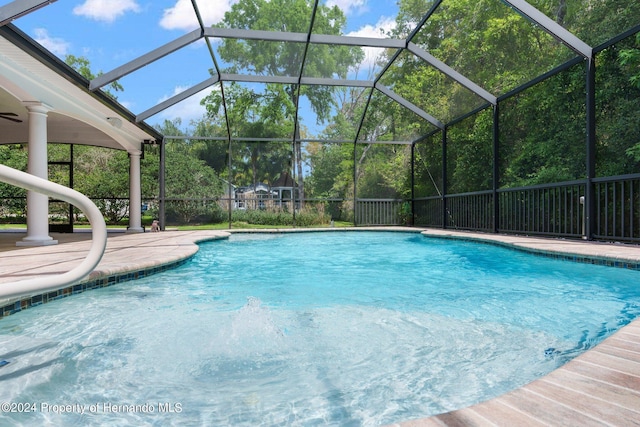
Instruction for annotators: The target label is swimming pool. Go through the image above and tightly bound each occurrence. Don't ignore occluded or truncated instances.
[1,231,639,426]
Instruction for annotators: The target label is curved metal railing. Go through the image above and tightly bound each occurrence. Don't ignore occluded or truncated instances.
[0,164,107,300]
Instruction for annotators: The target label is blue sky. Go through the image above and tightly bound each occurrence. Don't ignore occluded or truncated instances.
[9,0,400,135]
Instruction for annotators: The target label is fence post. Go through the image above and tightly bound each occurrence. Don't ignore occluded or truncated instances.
[159,138,166,231]
[585,56,596,240]
[492,103,500,233]
[441,126,448,229]
[411,143,415,226]
[353,141,358,226]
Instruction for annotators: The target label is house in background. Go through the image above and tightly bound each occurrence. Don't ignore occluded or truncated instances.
[235,182,274,210]
[272,172,299,209]
[234,172,299,210]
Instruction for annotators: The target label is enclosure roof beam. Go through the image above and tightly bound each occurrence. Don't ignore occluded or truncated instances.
[502,0,592,59]
[220,74,299,84]
[302,77,373,87]
[136,75,220,122]
[311,34,405,48]
[0,0,57,26]
[408,43,497,105]
[411,128,441,146]
[219,73,374,88]
[163,135,230,141]
[356,140,413,145]
[206,27,405,49]
[375,83,444,129]
[206,27,308,43]
[90,29,202,91]
[161,135,409,144]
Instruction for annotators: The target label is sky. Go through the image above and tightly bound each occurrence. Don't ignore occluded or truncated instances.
[7,0,400,135]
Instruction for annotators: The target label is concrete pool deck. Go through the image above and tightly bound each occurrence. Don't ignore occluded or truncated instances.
[0,227,639,426]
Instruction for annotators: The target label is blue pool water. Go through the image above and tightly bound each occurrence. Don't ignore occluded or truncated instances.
[1,231,639,426]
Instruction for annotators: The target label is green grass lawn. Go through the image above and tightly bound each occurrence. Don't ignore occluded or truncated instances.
[174,221,354,230]
[0,221,355,231]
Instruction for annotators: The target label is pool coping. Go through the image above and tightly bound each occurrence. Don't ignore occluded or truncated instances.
[0,230,231,317]
[420,229,640,270]
[1,227,639,426]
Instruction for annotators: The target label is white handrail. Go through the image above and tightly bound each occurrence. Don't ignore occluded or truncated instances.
[0,164,107,300]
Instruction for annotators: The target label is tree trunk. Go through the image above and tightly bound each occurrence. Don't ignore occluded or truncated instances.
[251,149,258,188]
[294,127,304,208]
[289,86,304,208]
[556,0,566,25]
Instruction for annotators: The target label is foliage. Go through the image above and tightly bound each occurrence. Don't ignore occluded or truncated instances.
[230,204,330,226]
[73,145,131,223]
[619,33,640,90]
[165,199,227,225]
[200,83,293,187]
[413,133,443,198]
[215,0,363,119]
[65,55,124,99]
[448,110,493,192]
[1,2,639,228]
[151,127,216,222]
[599,34,640,170]
[295,205,332,226]
[0,145,28,218]
[211,0,365,200]
[190,120,229,174]
[155,121,227,223]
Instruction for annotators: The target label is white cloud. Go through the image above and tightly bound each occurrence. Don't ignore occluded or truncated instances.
[160,0,233,31]
[155,85,214,124]
[73,0,141,24]
[118,100,134,111]
[347,16,396,76]
[347,15,395,38]
[33,28,70,56]
[326,0,367,16]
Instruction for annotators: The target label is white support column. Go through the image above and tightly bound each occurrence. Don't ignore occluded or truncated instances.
[127,149,144,233]
[17,102,58,247]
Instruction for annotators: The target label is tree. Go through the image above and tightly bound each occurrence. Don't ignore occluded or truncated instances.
[72,145,131,223]
[201,82,293,188]
[65,55,124,99]
[191,119,229,175]
[212,0,364,202]
[154,120,226,223]
[378,0,640,192]
[0,145,28,218]
[619,33,640,90]
[163,142,224,223]
[595,33,640,175]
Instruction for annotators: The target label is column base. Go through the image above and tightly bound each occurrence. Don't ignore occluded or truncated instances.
[126,227,145,234]
[16,237,59,247]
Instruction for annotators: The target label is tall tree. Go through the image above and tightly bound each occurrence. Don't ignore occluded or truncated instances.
[201,82,293,187]
[213,0,364,202]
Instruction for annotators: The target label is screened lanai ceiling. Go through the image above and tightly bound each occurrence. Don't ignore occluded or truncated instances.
[1,0,638,146]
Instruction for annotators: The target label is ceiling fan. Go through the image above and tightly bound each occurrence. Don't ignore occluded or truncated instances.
[0,112,23,123]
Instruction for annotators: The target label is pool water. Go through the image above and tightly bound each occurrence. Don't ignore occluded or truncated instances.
[1,231,639,426]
